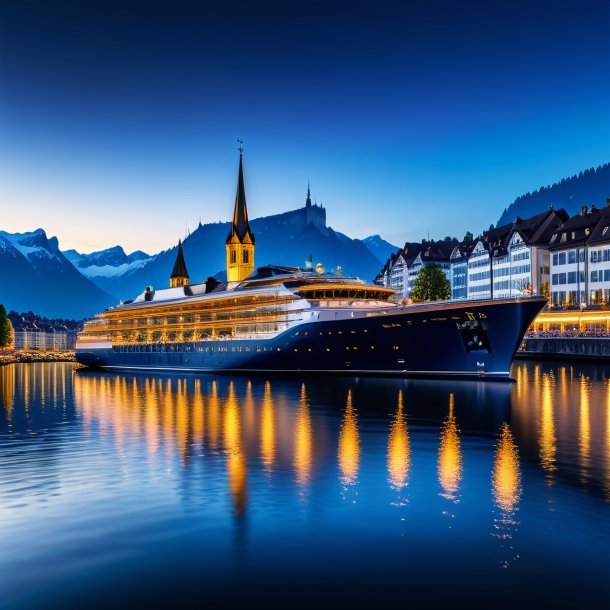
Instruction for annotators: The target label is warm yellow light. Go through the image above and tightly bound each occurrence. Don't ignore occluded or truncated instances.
[294,383,313,489]
[338,389,360,487]
[438,393,462,501]
[260,381,276,472]
[539,372,557,479]
[388,389,410,490]
[492,423,521,513]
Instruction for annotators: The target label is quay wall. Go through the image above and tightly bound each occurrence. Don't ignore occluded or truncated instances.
[518,338,610,360]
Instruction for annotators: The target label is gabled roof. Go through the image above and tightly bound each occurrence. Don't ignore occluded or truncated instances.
[226,151,256,245]
[450,240,475,260]
[170,240,189,279]
[585,206,610,245]
[419,239,456,263]
[548,205,608,250]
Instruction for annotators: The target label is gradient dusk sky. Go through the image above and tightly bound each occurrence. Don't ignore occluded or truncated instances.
[1,0,609,254]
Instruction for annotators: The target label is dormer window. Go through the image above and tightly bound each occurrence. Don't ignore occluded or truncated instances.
[603,226,609,236]
[585,228,591,236]
[550,234,557,243]
[571,232,575,239]
[560,233,566,242]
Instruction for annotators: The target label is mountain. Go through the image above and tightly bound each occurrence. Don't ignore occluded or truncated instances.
[0,229,113,319]
[362,234,399,265]
[63,246,153,280]
[497,163,610,227]
[78,205,385,303]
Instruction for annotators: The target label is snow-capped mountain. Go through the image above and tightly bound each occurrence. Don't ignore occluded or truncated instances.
[0,229,113,319]
[64,246,153,279]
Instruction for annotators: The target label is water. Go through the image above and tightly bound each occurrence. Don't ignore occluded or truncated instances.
[0,362,608,609]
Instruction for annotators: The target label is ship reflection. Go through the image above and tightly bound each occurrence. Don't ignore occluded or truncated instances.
[491,422,522,568]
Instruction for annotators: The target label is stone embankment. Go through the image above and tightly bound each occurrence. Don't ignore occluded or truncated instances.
[0,351,76,366]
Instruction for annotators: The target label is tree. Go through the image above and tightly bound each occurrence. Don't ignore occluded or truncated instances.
[0,304,14,348]
[463,231,474,242]
[411,264,451,302]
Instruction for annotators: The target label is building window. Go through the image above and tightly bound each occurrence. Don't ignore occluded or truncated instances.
[568,250,576,264]
[231,250,237,264]
[605,270,610,282]
[591,270,598,282]
[558,252,566,265]
[243,250,249,264]
[558,273,566,285]
[579,249,585,262]
[551,273,558,286]
[567,271,576,284]
[552,253,558,266]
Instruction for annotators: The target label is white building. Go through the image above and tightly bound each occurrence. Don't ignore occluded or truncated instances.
[13,330,75,351]
[468,208,566,300]
[549,204,610,307]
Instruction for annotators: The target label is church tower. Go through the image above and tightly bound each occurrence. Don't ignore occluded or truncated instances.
[170,239,190,288]
[226,145,255,283]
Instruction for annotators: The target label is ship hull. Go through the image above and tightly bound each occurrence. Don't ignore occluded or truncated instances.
[75,298,545,379]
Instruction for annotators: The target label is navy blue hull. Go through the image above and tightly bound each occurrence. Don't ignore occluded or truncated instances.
[76,298,545,379]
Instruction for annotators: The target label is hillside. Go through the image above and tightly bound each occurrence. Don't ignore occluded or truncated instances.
[92,208,385,302]
[497,163,610,226]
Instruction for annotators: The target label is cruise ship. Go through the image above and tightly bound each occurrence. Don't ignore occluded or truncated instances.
[75,150,545,379]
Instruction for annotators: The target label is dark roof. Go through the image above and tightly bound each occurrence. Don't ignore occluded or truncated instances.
[485,208,568,255]
[226,152,256,245]
[548,205,609,250]
[170,240,189,279]
[451,240,475,259]
[419,239,456,262]
[585,206,610,245]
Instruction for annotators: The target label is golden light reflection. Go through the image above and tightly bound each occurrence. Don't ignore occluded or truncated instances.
[492,423,521,513]
[491,422,522,568]
[388,389,410,491]
[294,383,313,489]
[224,382,246,517]
[207,380,220,449]
[438,393,462,502]
[260,381,276,471]
[579,375,591,480]
[192,379,204,447]
[539,372,557,479]
[338,389,359,488]
[0,365,15,420]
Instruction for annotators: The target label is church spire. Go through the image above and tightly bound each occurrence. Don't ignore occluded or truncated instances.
[226,143,255,283]
[170,239,189,288]
[306,181,311,208]
[226,144,255,246]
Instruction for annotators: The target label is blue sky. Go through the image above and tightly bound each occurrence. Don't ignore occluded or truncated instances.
[1,0,609,254]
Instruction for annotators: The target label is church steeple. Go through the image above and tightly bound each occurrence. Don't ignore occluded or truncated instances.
[306,181,312,208]
[226,143,255,283]
[170,239,190,288]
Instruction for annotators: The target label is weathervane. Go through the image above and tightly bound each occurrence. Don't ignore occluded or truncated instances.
[237,139,243,154]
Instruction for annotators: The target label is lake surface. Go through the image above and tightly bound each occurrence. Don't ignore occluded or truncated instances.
[0,362,608,609]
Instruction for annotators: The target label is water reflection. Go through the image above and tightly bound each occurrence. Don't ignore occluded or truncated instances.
[0,362,609,609]
[338,389,360,493]
[388,390,410,492]
[539,372,557,481]
[438,393,462,504]
[491,422,522,568]
[294,384,313,490]
[225,382,247,518]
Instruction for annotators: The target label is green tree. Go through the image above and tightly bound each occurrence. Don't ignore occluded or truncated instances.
[0,304,13,348]
[411,264,451,302]
[463,231,474,242]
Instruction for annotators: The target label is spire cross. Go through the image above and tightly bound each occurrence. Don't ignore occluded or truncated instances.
[237,139,243,155]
